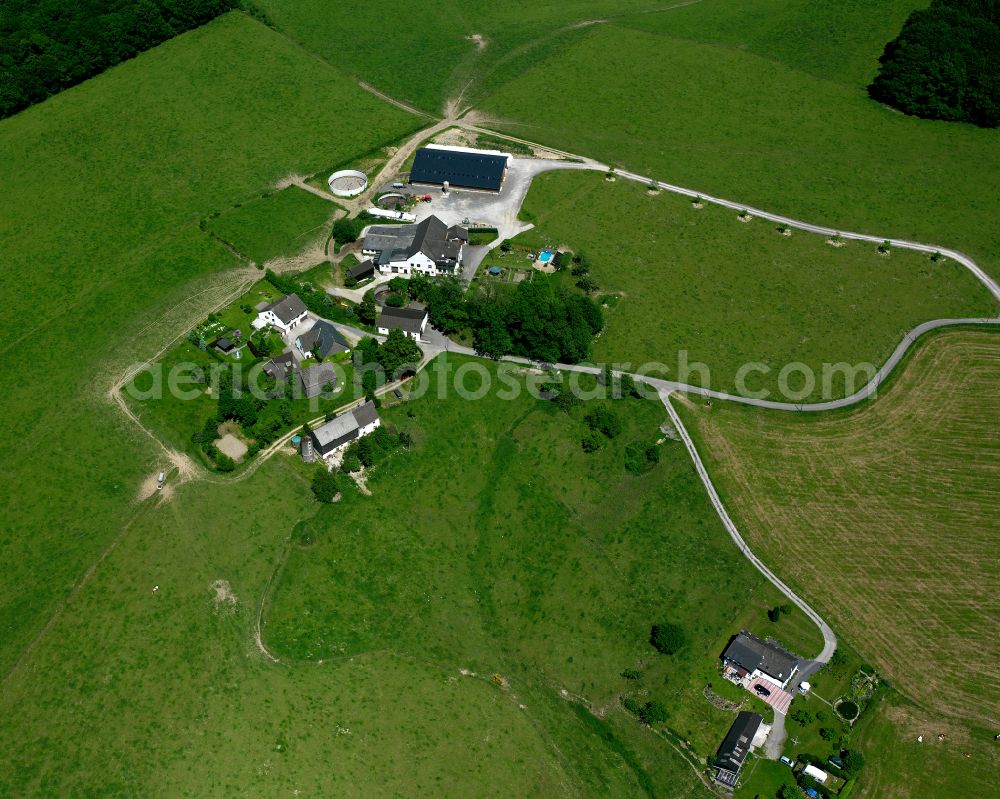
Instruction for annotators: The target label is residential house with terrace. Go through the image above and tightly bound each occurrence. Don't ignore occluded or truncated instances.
[253,293,308,334]
[722,632,799,690]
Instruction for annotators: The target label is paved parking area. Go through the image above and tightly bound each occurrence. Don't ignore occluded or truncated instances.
[745,676,794,715]
[411,158,599,244]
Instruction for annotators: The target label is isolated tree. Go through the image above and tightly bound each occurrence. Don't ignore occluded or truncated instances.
[581,429,603,453]
[650,623,686,655]
[341,449,361,473]
[790,707,814,726]
[585,406,622,439]
[841,749,865,777]
[379,328,421,376]
[820,727,838,741]
[357,437,374,467]
[311,468,339,502]
[357,290,378,325]
[332,216,358,244]
[777,783,800,799]
[639,700,668,725]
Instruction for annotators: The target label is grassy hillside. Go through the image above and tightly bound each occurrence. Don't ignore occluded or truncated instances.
[616,0,922,88]
[0,11,420,677]
[254,0,671,114]
[266,355,787,779]
[205,186,339,264]
[512,170,993,399]
[481,22,1000,282]
[676,329,1000,729]
[0,358,744,797]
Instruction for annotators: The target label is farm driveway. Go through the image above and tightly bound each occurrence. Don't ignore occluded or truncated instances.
[746,677,794,715]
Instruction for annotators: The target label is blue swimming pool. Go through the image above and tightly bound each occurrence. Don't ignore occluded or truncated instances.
[538,250,554,263]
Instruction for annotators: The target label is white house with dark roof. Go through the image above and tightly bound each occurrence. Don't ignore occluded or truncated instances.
[377,303,429,342]
[722,632,799,689]
[362,215,466,277]
[309,401,381,459]
[254,294,308,334]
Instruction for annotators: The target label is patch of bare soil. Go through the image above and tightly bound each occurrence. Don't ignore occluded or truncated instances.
[263,241,330,274]
[738,213,753,223]
[826,237,844,247]
[211,579,239,613]
[432,127,476,149]
[350,467,372,496]
[465,33,487,50]
[136,473,161,502]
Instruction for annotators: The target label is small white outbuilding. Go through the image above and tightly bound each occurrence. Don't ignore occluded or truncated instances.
[803,764,828,784]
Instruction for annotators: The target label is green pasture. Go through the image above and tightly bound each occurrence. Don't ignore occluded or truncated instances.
[254,0,670,113]
[514,171,994,399]
[0,11,419,676]
[483,22,1000,282]
[206,187,340,264]
[261,355,837,775]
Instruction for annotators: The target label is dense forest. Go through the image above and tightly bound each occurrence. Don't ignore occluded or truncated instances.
[0,0,239,119]
[869,0,1000,127]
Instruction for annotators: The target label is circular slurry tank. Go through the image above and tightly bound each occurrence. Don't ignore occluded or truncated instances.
[376,192,407,209]
[327,169,368,198]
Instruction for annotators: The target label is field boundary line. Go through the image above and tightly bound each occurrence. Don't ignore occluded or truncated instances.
[658,389,838,666]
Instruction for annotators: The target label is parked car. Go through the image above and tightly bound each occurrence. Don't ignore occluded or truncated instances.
[754,684,771,697]
[780,756,794,767]
[392,182,405,188]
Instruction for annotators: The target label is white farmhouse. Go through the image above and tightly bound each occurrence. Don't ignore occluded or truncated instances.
[362,215,467,277]
[253,294,308,334]
[309,401,381,459]
[376,303,429,342]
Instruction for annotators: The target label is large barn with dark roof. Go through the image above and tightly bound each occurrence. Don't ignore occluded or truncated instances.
[409,146,510,192]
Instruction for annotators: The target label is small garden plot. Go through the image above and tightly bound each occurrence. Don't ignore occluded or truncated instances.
[468,226,499,246]
[205,187,338,264]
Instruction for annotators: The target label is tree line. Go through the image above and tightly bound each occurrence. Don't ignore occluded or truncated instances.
[0,0,242,119]
[869,0,1000,127]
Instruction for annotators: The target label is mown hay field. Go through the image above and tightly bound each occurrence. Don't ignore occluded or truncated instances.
[678,329,1000,726]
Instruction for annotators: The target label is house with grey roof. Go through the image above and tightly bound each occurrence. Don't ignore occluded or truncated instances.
[362,215,466,277]
[262,352,295,383]
[377,303,429,342]
[295,319,350,360]
[297,362,338,399]
[722,632,799,689]
[254,293,308,334]
[309,400,381,459]
[713,712,765,788]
